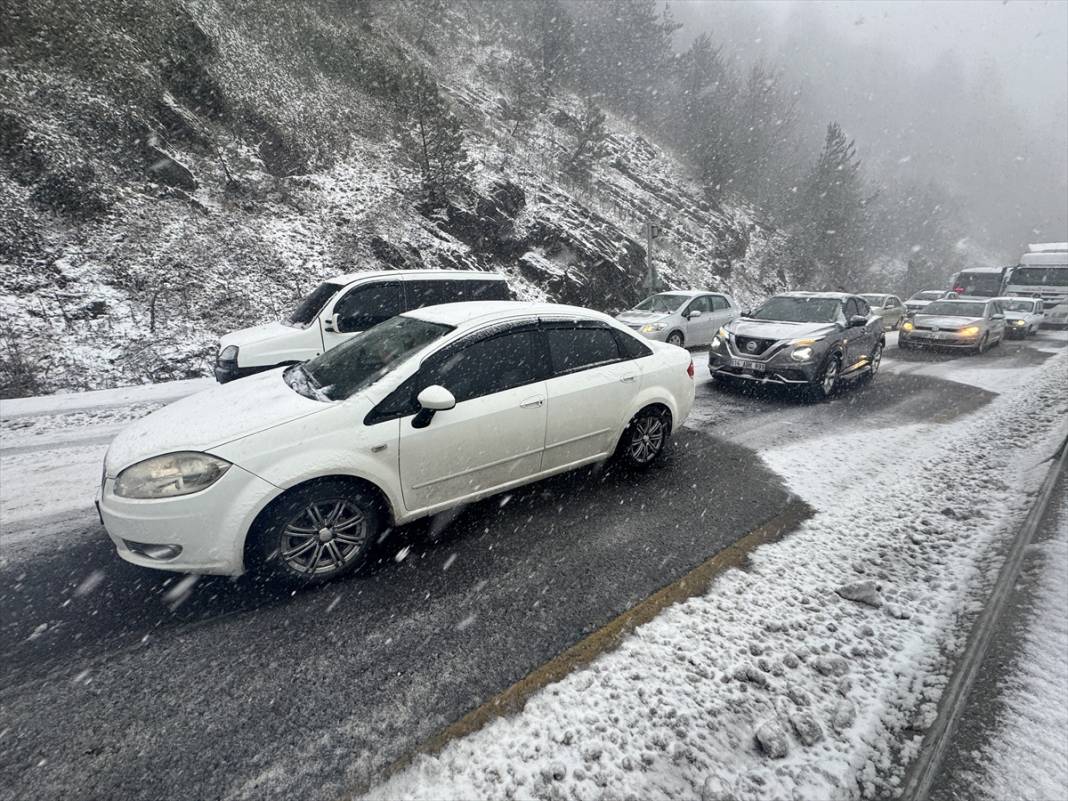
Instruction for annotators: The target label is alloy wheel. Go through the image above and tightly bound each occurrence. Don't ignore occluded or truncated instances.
[279,498,368,576]
[667,332,684,348]
[822,357,840,395]
[628,413,666,464]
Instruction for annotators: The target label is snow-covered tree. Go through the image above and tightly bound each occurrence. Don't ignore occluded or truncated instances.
[563,96,609,184]
[397,66,468,208]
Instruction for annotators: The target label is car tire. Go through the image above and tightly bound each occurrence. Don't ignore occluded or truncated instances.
[807,353,841,401]
[860,342,883,385]
[616,406,672,469]
[975,334,989,355]
[252,478,381,586]
[666,331,685,348]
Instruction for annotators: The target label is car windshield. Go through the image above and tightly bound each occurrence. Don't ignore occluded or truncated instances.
[1011,267,1068,286]
[286,282,343,326]
[287,315,453,401]
[921,301,987,317]
[633,294,688,313]
[750,296,842,323]
[998,299,1036,312]
[911,291,945,301]
[860,295,886,305]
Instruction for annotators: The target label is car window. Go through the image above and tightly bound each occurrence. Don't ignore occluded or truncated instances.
[710,295,729,311]
[685,296,713,315]
[332,282,403,333]
[844,298,860,318]
[462,280,511,301]
[855,298,871,316]
[405,280,463,310]
[287,281,343,327]
[613,328,653,359]
[428,331,542,403]
[546,325,623,375]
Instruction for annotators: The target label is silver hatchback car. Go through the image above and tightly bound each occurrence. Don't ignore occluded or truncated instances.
[615,290,738,348]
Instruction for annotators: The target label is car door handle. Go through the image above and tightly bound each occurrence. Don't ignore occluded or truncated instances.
[520,397,544,408]
[620,375,637,383]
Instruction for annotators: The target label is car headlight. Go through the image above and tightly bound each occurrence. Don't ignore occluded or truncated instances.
[1012,319,1026,327]
[901,321,914,332]
[219,345,238,362]
[640,323,668,333]
[791,346,813,361]
[959,326,980,337]
[710,335,722,350]
[114,452,232,499]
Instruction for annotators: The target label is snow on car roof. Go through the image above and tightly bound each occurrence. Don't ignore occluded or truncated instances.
[402,300,614,327]
[779,291,853,299]
[327,269,507,286]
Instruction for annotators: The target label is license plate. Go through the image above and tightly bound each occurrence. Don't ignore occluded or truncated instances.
[730,358,766,372]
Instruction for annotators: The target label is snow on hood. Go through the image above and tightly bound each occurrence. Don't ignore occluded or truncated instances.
[219,320,299,349]
[913,314,984,328]
[616,310,668,324]
[726,318,839,342]
[105,369,328,473]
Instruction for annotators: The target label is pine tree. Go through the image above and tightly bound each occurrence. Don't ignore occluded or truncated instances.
[398,66,468,208]
[791,123,868,289]
[563,97,609,184]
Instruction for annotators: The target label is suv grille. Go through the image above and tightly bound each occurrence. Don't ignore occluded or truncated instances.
[733,335,777,356]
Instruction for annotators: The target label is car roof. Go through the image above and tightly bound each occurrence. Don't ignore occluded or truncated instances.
[327,269,507,286]
[652,289,720,297]
[993,295,1038,302]
[778,291,852,300]
[402,300,616,328]
[924,298,989,306]
[957,266,1004,274]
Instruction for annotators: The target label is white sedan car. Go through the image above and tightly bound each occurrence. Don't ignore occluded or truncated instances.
[98,302,695,584]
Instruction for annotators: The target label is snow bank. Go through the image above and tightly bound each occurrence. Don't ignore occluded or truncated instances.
[365,351,1068,801]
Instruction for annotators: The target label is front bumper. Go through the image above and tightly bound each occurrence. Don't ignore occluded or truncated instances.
[899,331,982,349]
[708,348,819,385]
[98,464,280,575]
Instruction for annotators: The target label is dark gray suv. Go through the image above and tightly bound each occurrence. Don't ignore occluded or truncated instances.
[707,292,885,400]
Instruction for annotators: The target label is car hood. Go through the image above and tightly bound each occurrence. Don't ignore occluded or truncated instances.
[912,314,984,329]
[219,320,301,349]
[727,319,839,342]
[616,310,669,325]
[1003,312,1029,320]
[105,369,329,473]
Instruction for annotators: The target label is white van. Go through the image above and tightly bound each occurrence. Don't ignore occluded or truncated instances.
[214,270,511,382]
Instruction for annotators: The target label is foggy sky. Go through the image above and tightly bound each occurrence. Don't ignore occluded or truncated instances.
[673,0,1068,257]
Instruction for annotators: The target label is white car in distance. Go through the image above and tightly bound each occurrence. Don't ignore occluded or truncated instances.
[993,296,1044,337]
[615,290,739,347]
[98,302,696,584]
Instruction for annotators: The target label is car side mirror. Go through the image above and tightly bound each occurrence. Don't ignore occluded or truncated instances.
[848,315,867,328]
[412,385,456,429]
[322,314,340,334]
[992,313,1005,320]
[687,309,702,319]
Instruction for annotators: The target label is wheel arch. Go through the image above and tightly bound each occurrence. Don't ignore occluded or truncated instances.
[240,473,395,570]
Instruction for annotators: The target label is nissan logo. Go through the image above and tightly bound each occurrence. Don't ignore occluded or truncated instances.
[745,341,758,353]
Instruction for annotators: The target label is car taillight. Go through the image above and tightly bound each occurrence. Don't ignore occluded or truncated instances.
[687,359,694,379]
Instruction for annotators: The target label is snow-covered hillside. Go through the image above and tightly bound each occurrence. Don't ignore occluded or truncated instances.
[0,1,783,396]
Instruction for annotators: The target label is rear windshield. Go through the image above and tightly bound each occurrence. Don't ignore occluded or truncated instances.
[287,282,343,326]
[1010,267,1068,287]
[634,294,688,313]
[998,299,1037,312]
[751,296,842,323]
[290,315,453,401]
[921,301,987,317]
[952,272,1003,296]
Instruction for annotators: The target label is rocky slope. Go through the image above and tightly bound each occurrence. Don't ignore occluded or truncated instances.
[0,0,785,396]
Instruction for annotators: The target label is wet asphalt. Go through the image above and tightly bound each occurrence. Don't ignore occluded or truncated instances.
[0,333,1060,801]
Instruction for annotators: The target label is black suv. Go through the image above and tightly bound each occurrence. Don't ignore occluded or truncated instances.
[707,292,885,400]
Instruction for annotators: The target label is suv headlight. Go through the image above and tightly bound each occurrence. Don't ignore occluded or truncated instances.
[791,346,814,361]
[219,345,238,362]
[114,452,231,499]
[1012,319,1026,327]
[901,321,914,332]
[640,322,667,333]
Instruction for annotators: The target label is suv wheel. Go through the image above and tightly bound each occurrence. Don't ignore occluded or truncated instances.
[861,342,883,384]
[808,354,841,401]
[254,479,380,585]
[617,406,671,469]
[667,331,685,348]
